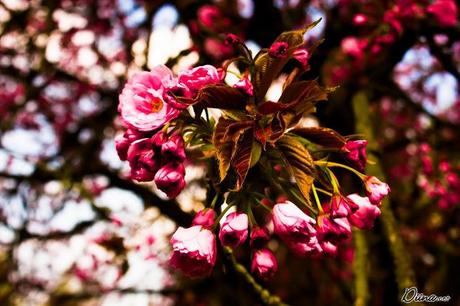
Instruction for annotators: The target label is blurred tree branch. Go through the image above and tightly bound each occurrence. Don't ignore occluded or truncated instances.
[353,92,418,301]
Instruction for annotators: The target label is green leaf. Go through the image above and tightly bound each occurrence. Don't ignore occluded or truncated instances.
[277,135,316,203]
[290,127,346,148]
[249,141,262,167]
[222,110,249,121]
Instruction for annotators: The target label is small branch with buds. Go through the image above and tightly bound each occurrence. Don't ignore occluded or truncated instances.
[222,247,289,306]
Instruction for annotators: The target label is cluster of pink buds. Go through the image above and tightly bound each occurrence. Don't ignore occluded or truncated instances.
[170,208,278,279]
[417,143,460,210]
[271,175,388,258]
[169,171,390,279]
[116,65,221,198]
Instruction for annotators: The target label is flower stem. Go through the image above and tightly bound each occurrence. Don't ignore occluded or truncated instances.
[226,70,242,78]
[315,160,365,179]
[254,198,273,213]
[324,167,340,194]
[210,193,219,209]
[213,203,235,230]
[247,205,258,227]
[315,187,333,196]
[311,184,324,213]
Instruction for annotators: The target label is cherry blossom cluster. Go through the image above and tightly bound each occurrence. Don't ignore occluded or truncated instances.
[417,143,460,210]
[326,0,458,85]
[115,26,390,280]
[116,65,220,198]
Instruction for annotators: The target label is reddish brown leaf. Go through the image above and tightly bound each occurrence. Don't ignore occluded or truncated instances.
[277,135,316,203]
[224,120,254,141]
[290,127,346,148]
[257,101,291,115]
[193,85,248,110]
[230,129,255,191]
[278,80,328,114]
[212,118,253,181]
[213,119,237,181]
[268,111,296,142]
[253,20,322,100]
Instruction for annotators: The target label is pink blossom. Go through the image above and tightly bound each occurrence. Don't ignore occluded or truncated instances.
[293,49,310,68]
[446,172,460,187]
[437,198,451,210]
[396,0,425,18]
[341,37,367,59]
[219,212,249,248]
[316,215,352,256]
[342,140,368,171]
[439,160,451,172]
[268,42,289,58]
[225,33,241,45]
[329,194,359,218]
[272,201,321,256]
[365,176,391,205]
[251,248,278,280]
[233,76,254,96]
[383,9,403,34]
[319,241,338,256]
[150,130,168,147]
[115,129,146,161]
[347,194,381,229]
[419,143,431,154]
[421,155,433,175]
[197,5,221,29]
[204,38,234,60]
[118,66,181,131]
[161,134,186,161]
[192,209,216,229]
[127,138,159,182]
[154,163,186,199]
[331,66,351,85]
[178,65,221,95]
[170,225,217,278]
[427,0,458,27]
[163,83,192,110]
[353,14,368,26]
[250,227,270,248]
